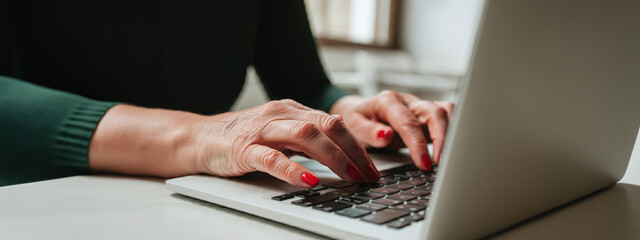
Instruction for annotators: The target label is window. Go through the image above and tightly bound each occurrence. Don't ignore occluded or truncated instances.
[305,0,399,48]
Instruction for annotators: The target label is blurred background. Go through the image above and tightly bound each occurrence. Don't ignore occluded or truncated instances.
[232,0,484,111]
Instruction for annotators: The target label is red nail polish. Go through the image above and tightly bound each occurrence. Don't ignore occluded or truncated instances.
[301,172,319,187]
[377,129,389,139]
[347,164,363,181]
[422,153,433,172]
[364,165,380,181]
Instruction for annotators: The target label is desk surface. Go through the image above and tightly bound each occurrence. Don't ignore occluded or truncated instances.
[2,134,639,240]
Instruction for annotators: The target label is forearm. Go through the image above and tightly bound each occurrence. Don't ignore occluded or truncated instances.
[89,105,203,178]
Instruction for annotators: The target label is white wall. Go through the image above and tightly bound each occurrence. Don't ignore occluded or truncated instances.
[398,0,484,76]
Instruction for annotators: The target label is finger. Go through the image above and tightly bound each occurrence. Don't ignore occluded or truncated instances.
[345,113,394,149]
[260,119,366,182]
[368,91,433,171]
[280,109,379,182]
[303,111,380,182]
[404,99,449,165]
[245,144,319,188]
[434,101,455,120]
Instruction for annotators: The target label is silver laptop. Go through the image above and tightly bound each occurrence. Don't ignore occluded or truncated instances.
[167,0,640,239]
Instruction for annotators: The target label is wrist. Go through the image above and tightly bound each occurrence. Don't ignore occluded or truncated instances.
[89,104,204,177]
[330,95,366,116]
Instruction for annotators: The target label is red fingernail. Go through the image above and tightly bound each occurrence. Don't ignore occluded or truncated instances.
[347,164,363,181]
[422,153,433,172]
[377,129,390,139]
[364,165,380,182]
[301,172,319,187]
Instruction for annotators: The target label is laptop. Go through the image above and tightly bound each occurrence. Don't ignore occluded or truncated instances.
[166,0,640,239]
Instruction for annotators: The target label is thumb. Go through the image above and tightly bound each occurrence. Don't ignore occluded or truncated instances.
[347,113,394,148]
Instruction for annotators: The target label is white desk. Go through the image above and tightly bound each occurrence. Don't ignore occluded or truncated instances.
[2,135,639,239]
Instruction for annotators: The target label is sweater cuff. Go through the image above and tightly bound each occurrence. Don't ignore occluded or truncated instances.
[51,101,117,171]
[316,84,349,113]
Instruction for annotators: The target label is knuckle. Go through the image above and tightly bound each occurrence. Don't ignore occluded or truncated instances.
[264,100,280,108]
[278,99,298,106]
[434,107,448,118]
[408,100,430,111]
[327,148,346,162]
[399,115,420,128]
[319,115,343,133]
[281,163,298,179]
[291,121,320,140]
[263,101,284,113]
[378,90,399,99]
[259,149,283,171]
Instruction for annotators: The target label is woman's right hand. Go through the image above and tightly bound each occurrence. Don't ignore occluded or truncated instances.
[89,100,379,188]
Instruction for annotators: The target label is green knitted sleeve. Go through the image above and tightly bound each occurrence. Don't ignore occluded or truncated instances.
[0,75,117,186]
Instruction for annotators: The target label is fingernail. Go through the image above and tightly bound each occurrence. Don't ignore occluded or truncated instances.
[364,165,380,181]
[422,153,433,172]
[301,172,319,187]
[347,164,363,181]
[331,114,343,121]
[377,129,390,139]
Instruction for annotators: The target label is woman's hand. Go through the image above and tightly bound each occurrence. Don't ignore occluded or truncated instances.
[330,91,454,171]
[89,100,379,189]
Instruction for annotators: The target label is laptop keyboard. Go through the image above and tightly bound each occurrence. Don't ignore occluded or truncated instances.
[271,164,435,229]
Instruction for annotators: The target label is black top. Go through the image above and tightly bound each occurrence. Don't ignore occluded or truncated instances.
[0,0,347,186]
[0,0,345,114]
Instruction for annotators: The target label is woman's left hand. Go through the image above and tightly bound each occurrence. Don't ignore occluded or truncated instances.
[330,91,454,171]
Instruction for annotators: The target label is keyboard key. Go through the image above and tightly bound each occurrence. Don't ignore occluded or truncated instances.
[406,199,428,206]
[336,207,371,218]
[419,175,436,182]
[370,187,399,195]
[378,178,398,185]
[323,181,354,189]
[399,179,427,186]
[409,170,426,176]
[406,213,425,222]
[378,164,417,177]
[356,202,388,211]
[288,190,310,196]
[299,191,320,198]
[326,190,353,197]
[390,175,411,181]
[414,185,433,194]
[271,194,294,201]
[387,218,412,229]
[291,194,338,207]
[418,195,431,201]
[387,193,416,201]
[399,171,422,178]
[342,185,370,193]
[402,189,429,197]
[385,184,413,190]
[312,201,353,212]
[372,198,403,206]
[310,185,327,191]
[340,196,369,204]
[361,209,409,224]
[358,182,384,188]
[391,203,426,212]
[414,184,432,190]
[355,192,384,200]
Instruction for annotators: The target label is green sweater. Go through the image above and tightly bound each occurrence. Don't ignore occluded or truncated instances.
[0,1,347,186]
